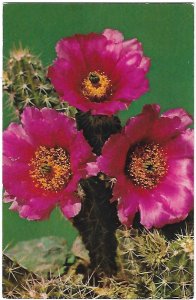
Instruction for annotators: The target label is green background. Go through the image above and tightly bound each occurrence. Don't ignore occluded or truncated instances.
[3,3,194,248]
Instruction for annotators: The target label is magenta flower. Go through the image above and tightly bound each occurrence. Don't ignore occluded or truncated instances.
[48,28,150,115]
[98,104,193,228]
[3,107,95,220]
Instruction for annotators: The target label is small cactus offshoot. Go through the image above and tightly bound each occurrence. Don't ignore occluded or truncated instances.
[3,46,76,117]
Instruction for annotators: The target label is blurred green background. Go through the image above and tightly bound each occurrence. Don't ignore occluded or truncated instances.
[3,3,194,248]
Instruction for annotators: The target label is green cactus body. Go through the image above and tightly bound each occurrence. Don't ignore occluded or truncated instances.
[3,47,76,117]
[116,227,193,299]
[154,235,194,299]
[116,227,157,298]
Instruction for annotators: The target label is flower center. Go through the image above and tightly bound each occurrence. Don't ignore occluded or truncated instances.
[29,146,72,192]
[126,143,168,189]
[81,71,112,102]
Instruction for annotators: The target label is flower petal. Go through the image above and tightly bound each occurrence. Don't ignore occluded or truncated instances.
[3,107,94,221]
[98,134,130,176]
[164,129,193,159]
[162,108,193,130]
[18,197,56,220]
[103,28,124,43]
[3,123,35,161]
[48,29,150,115]
[150,116,181,143]
[124,104,160,143]
[60,197,81,219]
[86,162,100,176]
[139,193,173,229]
[7,194,57,221]
[99,104,193,229]
[156,158,193,216]
[113,175,139,226]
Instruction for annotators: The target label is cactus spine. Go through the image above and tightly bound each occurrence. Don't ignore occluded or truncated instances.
[3,46,76,117]
[3,227,193,299]
[116,226,193,299]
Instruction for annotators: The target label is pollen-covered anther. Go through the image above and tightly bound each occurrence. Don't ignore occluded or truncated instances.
[127,143,168,189]
[81,70,112,102]
[29,146,72,192]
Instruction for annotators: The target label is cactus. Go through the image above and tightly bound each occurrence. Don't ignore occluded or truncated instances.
[3,46,194,298]
[133,229,169,268]
[3,252,102,299]
[3,46,76,117]
[73,174,121,277]
[154,233,194,299]
[3,253,37,299]
[75,110,122,155]
[115,226,194,299]
[73,111,122,277]
[16,274,99,299]
[3,45,122,278]
[3,226,194,299]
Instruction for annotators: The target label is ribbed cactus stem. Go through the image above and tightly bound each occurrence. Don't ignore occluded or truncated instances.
[75,110,121,156]
[73,111,122,276]
[73,176,120,276]
[3,46,76,117]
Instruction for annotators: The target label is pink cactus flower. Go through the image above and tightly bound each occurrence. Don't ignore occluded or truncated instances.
[98,104,193,228]
[3,107,95,220]
[48,29,150,116]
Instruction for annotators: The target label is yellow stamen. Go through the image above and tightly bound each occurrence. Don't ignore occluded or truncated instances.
[127,143,168,189]
[82,71,112,102]
[29,146,72,192]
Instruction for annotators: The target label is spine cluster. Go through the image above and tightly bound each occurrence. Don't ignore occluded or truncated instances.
[115,227,193,299]
[3,228,193,299]
[3,46,76,117]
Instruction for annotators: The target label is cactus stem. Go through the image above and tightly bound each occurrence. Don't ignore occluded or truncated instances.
[73,111,122,276]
